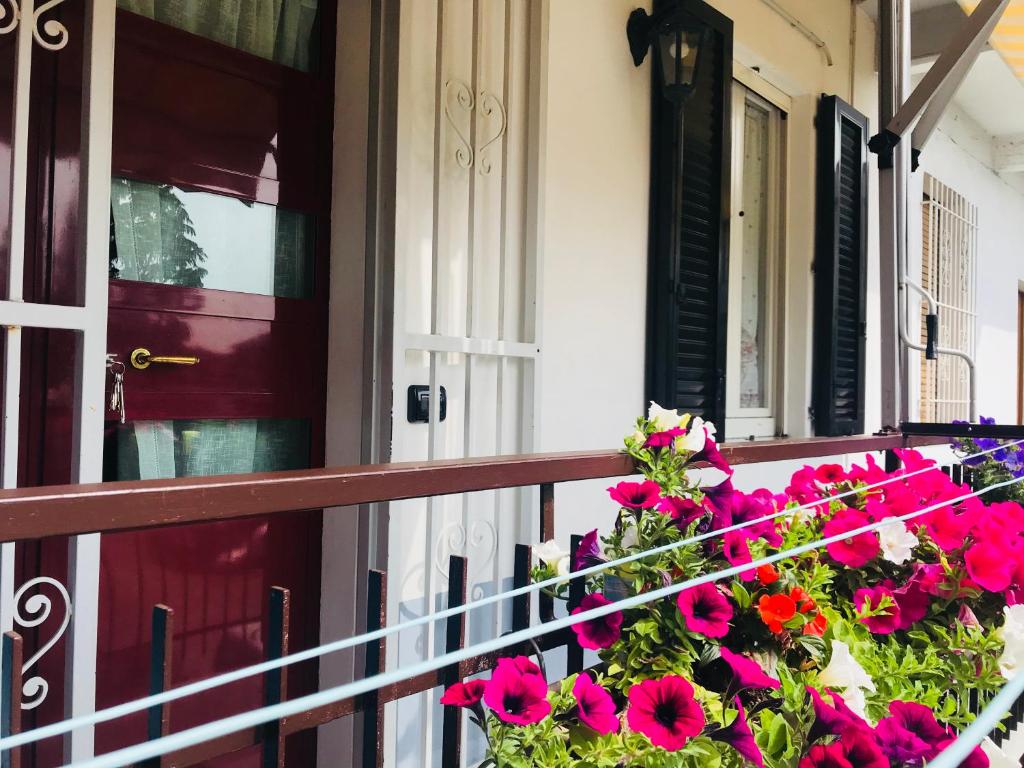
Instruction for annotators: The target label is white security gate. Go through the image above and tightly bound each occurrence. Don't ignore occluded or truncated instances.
[387,0,545,764]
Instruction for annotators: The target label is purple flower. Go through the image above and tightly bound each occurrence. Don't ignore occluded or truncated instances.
[572,673,620,735]
[711,697,764,768]
[677,583,733,638]
[887,700,949,746]
[573,529,606,571]
[690,435,734,476]
[658,496,706,531]
[571,593,623,650]
[837,728,888,768]
[644,427,685,449]
[719,647,780,691]
[875,716,932,765]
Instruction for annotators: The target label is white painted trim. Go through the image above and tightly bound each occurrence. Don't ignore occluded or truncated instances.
[0,300,91,330]
[400,332,539,359]
[733,63,791,114]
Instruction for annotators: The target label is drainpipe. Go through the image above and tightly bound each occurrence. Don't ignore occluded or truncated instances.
[758,0,834,66]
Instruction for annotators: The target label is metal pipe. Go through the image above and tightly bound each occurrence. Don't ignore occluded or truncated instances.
[758,0,834,66]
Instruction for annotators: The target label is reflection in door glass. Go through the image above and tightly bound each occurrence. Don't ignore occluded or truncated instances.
[117,0,321,72]
[739,103,770,409]
[110,178,314,298]
[109,419,310,481]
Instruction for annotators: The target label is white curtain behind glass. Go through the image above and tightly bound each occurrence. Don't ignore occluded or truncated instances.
[118,0,319,71]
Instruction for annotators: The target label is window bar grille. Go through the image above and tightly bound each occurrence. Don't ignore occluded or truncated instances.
[144,605,174,768]
[440,556,468,768]
[263,588,290,768]
[1,631,22,768]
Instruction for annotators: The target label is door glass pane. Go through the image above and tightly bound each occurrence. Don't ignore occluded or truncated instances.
[117,0,320,72]
[739,102,770,409]
[110,177,315,298]
[109,419,310,481]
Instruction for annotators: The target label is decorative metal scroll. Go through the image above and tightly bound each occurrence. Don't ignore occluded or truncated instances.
[0,0,70,50]
[442,79,508,174]
[13,576,72,710]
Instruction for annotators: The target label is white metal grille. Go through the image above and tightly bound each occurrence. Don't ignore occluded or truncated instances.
[920,174,978,422]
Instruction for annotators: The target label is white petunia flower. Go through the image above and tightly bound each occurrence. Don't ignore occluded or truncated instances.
[818,640,876,701]
[877,519,919,565]
[676,418,708,453]
[998,605,1024,678]
[533,540,570,577]
[648,402,682,431]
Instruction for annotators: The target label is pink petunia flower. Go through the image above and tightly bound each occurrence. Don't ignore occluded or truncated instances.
[608,480,662,510]
[723,532,757,582]
[573,529,606,571]
[815,464,848,485]
[572,673,620,735]
[807,687,855,743]
[710,697,764,768]
[483,657,551,726]
[854,585,901,635]
[719,647,780,690]
[644,427,685,449]
[571,593,624,650]
[658,496,706,531]
[626,676,706,751]
[837,728,888,768]
[874,715,933,764]
[965,541,1017,593]
[677,582,733,638]
[887,700,949,746]
[799,743,853,768]
[823,508,880,568]
[690,435,734,476]
[440,679,486,708]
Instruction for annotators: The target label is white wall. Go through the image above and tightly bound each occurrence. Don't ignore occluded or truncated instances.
[914,107,1024,424]
[537,0,883,540]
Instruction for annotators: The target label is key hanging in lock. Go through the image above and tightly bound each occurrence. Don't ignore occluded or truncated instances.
[108,360,127,425]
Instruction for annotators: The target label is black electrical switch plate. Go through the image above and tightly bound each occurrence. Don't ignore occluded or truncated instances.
[407,385,447,423]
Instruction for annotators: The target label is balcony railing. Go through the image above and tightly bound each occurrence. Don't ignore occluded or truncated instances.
[0,432,953,767]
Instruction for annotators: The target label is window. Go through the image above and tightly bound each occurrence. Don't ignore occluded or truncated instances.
[918,175,977,423]
[724,86,784,440]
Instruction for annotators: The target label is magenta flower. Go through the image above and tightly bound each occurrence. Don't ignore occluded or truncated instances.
[799,743,853,768]
[572,673,620,735]
[807,687,855,743]
[874,716,932,765]
[608,480,662,510]
[690,435,734,475]
[723,532,756,582]
[677,582,733,638]
[731,491,782,546]
[644,427,685,449]
[837,729,888,768]
[483,657,551,726]
[571,593,623,650]
[573,529,606,571]
[658,496,706,531]
[440,679,486,708]
[626,676,706,751]
[891,577,931,630]
[887,700,949,746]
[855,585,901,634]
[823,508,880,568]
[719,647,780,690]
[704,478,737,522]
[937,738,990,768]
[965,541,1016,592]
[815,464,848,485]
[711,697,764,768]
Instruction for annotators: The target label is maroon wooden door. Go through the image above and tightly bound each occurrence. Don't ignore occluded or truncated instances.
[94,6,335,764]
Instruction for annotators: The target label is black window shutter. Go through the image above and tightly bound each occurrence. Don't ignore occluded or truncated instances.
[813,95,869,436]
[645,0,733,427]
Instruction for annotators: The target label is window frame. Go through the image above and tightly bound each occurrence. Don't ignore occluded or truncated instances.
[724,84,786,441]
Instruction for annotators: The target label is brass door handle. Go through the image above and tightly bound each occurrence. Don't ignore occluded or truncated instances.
[130,347,200,370]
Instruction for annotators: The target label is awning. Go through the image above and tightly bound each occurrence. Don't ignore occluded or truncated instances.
[961,0,1024,80]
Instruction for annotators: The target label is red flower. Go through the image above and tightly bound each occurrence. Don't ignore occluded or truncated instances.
[854,585,901,635]
[483,657,551,726]
[790,587,817,613]
[756,564,780,585]
[572,673,620,735]
[758,594,797,633]
[608,480,662,510]
[803,612,828,637]
[823,508,880,568]
[677,582,734,638]
[626,676,706,751]
[815,464,848,485]
[719,647,780,690]
[800,743,853,768]
[440,679,486,708]
[571,593,623,650]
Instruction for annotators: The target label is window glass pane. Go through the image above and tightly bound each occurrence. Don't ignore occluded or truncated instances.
[110,178,315,299]
[109,419,310,481]
[117,0,320,72]
[739,103,770,409]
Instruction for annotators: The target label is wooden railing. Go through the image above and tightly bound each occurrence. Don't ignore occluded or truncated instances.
[0,432,951,767]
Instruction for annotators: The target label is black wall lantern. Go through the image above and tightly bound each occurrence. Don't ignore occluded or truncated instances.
[627,4,708,105]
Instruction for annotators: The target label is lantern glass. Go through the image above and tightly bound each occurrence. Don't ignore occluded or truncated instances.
[656,25,703,103]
